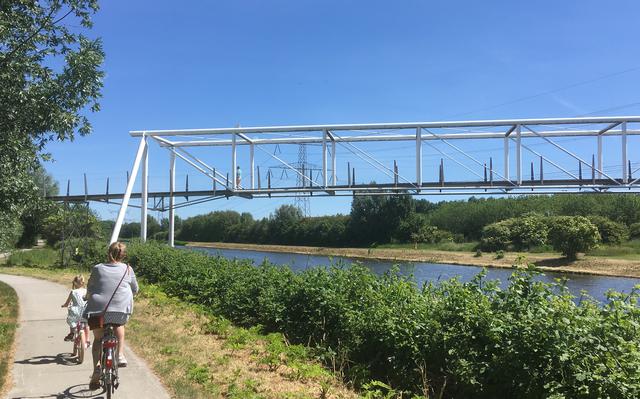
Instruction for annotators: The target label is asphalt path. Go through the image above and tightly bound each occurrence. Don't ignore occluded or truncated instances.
[0,274,170,399]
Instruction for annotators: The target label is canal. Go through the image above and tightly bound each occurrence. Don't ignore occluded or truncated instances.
[184,246,640,303]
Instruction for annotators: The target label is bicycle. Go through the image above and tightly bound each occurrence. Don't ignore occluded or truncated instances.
[71,320,87,364]
[100,324,120,398]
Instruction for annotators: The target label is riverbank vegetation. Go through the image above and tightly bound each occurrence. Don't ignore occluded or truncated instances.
[156,194,640,259]
[123,241,640,398]
[0,281,18,396]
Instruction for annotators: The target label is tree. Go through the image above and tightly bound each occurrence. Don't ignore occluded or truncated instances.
[0,1,104,250]
[269,205,302,244]
[17,166,60,247]
[509,213,548,250]
[480,221,512,252]
[587,216,629,245]
[631,223,640,239]
[547,216,601,260]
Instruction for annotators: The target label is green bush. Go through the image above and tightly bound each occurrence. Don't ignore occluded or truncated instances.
[479,221,511,251]
[547,216,601,259]
[509,213,548,250]
[631,223,640,239]
[127,242,640,398]
[588,216,629,245]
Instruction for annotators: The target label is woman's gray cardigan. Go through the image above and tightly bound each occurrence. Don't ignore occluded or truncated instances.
[84,262,138,316]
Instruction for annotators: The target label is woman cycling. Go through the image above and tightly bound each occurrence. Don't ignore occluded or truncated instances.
[84,241,138,390]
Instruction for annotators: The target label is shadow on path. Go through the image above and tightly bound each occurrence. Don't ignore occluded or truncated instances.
[10,383,105,399]
[15,353,79,367]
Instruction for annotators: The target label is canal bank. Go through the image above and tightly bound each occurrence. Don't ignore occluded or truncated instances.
[186,241,640,279]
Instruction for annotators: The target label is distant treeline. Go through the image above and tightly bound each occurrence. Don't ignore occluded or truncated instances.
[125,194,640,248]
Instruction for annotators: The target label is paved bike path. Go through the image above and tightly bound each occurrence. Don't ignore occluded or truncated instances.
[0,274,170,399]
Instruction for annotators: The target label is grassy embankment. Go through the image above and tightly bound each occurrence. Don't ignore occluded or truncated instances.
[1,249,357,399]
[187,240,640,279]
[0,280,18,397]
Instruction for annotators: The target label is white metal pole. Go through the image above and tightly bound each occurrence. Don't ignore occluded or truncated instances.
[232,133,237,189]
[331,140,336,186]
[622,121,628,183]
[322,129,328,187]
[516,125,522,185]
[140,135,148,242]
[504,136,510,182]
[110,136,147,244]
[169,149,176,247]
[416,127,422,187]
[597,134,603,179]
[250,143,255,189]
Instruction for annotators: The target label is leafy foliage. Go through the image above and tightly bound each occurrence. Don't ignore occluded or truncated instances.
[0,0,104,250]
[127,242,640,398]
[547,216,601,259]
[588,216,629,245]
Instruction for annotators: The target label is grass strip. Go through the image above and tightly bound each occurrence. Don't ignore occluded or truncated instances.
[0,280,18,396]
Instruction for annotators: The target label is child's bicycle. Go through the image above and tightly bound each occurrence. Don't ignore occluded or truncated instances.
[71,320,87,364]
[100,324,120,398]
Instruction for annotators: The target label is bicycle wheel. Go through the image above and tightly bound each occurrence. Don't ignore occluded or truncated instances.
[76,330,85,364]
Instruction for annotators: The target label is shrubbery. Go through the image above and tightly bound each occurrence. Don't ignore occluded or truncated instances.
[631,222,640,239]
[588,216,630,245]
[127,242,640,398]
[547,216,601,260]
[480,215,603,259]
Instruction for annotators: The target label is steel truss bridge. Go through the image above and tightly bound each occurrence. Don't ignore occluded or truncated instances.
[47,116,640,246]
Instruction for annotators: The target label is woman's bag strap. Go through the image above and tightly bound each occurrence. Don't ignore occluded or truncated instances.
[101,265,129,316]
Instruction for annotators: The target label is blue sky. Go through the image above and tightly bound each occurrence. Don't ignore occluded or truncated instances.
[45,0,640,222]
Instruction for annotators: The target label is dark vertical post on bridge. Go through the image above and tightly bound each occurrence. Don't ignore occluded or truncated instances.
[84,173,88,202]
[489,157,493,186]
[591,154,596,184]
[105,178,110,204]
[352,167,356,187]
[347,162,351,187]
[530,162,534,181]
[484,162,487,182]
[629,160,633,181]
[257,166,261,189]
[439,158,444,187]
[539,156,544,184]
[185,174,189,201]
[394,160,398,187]
[578,161,583,181]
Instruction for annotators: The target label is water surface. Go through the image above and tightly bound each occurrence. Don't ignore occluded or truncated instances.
[184,246,640,303]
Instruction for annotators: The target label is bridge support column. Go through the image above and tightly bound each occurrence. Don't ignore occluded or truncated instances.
[504,136,510,182]
[250,143,255,189]
[597,135,602,179]
[516,124,521,185]
[416,127,422,187]
[110,135,147,245]
[232,132,237,189]
[322,129,328,187]
[140,135,149,242]
[330,132,336,186]
[622,122,628,183]
[169,149,176,247]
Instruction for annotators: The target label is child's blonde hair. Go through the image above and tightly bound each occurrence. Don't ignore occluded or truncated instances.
[107,241,127,263]
[72,275,85,289]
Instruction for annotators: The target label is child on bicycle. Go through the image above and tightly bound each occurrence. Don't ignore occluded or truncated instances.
[61,275,90,347]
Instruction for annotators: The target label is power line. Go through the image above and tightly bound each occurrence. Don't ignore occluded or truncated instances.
[445,66,640,119]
